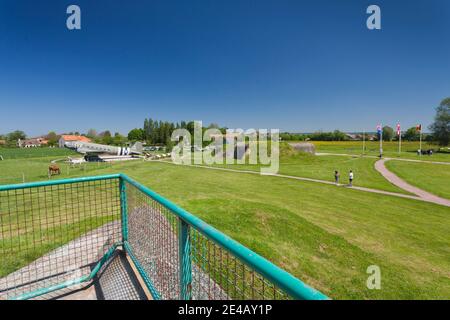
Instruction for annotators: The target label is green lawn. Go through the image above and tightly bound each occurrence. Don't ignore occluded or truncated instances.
[0,147,77,160]
[311,141,450,162]
[191,142,407,194]
[385,160,450,200]
[0,157,116,184]
[208,151,407,194]
[97,161,450,299]
[1,149,449,299]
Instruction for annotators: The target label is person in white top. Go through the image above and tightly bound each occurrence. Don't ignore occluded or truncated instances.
[349,170,354,187]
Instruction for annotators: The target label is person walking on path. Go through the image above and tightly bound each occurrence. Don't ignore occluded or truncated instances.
[349,170,354,187]
[334,170,340,185]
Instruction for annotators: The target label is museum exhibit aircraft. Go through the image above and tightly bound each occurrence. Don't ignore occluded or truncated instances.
[64,141,143,161]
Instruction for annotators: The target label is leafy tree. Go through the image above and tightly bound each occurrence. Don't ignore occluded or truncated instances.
[308,130,348,141]
[152,121,160,143]
[382,126,394,141]
[86,129,97,139]
[99,130,113,145]
[46,131,59,146]
[403,127,420,141]
[143,118,149,141]
[165,136,174,152]
[429,97,450,146]
[186,121,195,136]
[7,130,26,144]
[280,133,307,141]
[208,123,220,129]
[113,132,126,145]
[128,128,144,141]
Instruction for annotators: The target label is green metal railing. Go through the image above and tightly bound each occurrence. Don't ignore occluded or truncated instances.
[0,174,328,300]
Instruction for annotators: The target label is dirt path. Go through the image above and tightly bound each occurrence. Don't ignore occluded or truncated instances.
[153,160,450,207]
[374,159,450,207]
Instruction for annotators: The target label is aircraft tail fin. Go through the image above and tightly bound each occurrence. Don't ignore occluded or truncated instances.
[131,141,143,154]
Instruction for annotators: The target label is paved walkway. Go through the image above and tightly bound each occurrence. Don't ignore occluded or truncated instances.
[374,159,450,207]
[153,160,450,207]
[316,152,450,165]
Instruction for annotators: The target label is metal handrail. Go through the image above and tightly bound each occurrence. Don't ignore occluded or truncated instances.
[120,173,328,300]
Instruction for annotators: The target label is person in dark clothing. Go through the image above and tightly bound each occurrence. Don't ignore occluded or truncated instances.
[334,170,340,185]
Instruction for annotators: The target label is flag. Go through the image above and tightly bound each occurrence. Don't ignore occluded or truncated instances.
[396,123,401,136]
[416,124,422,132]
[376,124,382,137]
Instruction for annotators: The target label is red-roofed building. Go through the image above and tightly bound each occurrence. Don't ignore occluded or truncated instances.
[59,135,91,148]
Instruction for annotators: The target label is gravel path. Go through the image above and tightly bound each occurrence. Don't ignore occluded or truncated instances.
[153,160,448,206]
[374,159,450,207]
[316,152,450,165]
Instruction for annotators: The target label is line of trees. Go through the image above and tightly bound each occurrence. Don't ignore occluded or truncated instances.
[429,97,450,146]
[280,96,450,145]
[281,130,350,141]
[280,127,435,142]
[2,97,448,148]
[0,130,27,147]
[85,129,127,146]
[135,118,227,146]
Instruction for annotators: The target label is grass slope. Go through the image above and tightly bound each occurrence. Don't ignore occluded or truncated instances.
[385,160,450,200]
[204,143,408,194]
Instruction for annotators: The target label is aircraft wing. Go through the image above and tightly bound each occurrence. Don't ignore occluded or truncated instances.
[76,147,103,154]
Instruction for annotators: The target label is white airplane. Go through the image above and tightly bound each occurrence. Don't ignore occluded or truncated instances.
[64,141,143,156]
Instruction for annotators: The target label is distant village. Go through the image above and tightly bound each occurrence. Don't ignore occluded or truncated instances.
[16,135,91,148]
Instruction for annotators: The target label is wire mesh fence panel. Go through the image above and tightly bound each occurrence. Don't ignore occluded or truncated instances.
[123,180,294,300]
[190,230,289,300]
[0,174,327,300]
[124,181,180,300]
[0,178,121,299]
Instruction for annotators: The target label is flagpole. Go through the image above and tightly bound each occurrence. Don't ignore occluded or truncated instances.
[419,128,422,156]
[362,130,365,155]
[399,130,401,155]
[380,125,383,158]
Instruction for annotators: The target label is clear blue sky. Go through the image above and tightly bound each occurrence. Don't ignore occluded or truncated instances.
[0,0,449,136]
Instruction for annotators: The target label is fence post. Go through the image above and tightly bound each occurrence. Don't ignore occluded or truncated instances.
[178,219,192,300]
[120,177,128,243]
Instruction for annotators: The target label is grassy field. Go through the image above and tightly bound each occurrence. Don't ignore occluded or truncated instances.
[1,156,450,299]
[0,145,407,194]
[0,147,77,160]
[207,147,408,194]
[310,141,450,162]
[385,160,450,200]
[0,156,118,184]
[1,147,449,299]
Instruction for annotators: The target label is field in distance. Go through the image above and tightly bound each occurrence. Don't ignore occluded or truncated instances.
[310,140,450,162]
